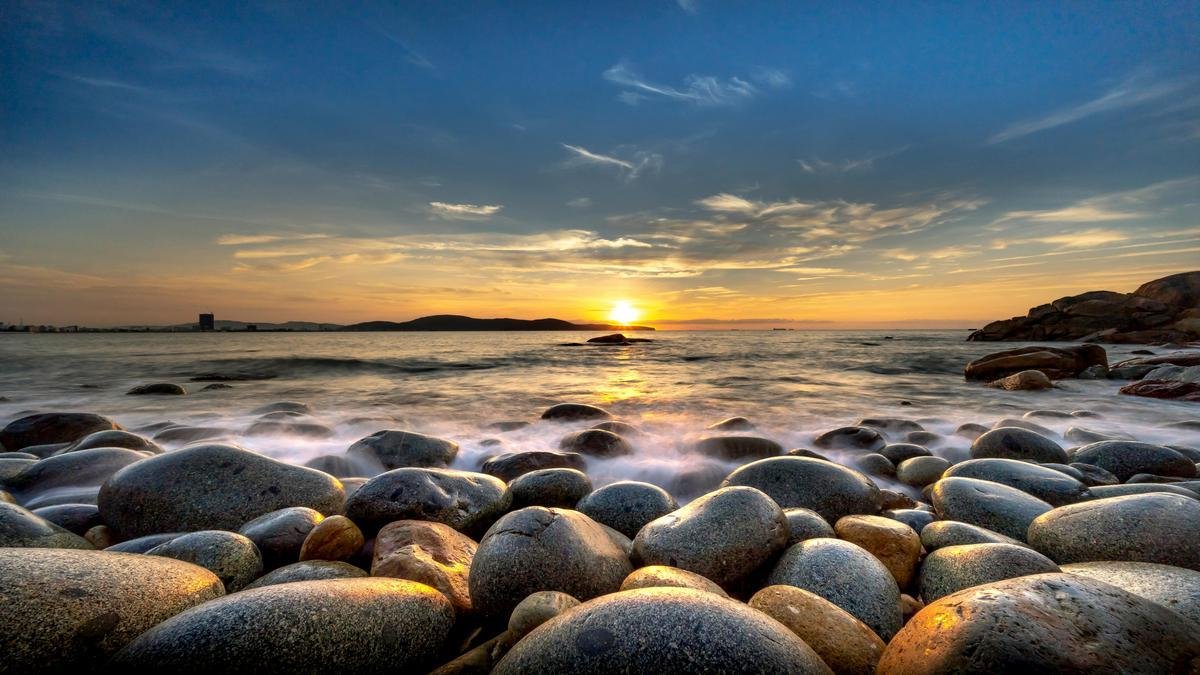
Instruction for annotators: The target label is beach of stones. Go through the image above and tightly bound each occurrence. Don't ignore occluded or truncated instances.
[2,398,1200,673]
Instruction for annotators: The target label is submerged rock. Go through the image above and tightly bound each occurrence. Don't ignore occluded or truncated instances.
[539,403,612,421]
[63,429,162,454]
[707,416,755,431]
[559,428,633,458]
[693,435,783,461]
[126,383,186,395]
[988,369,1052,390]
[812,426,886,452]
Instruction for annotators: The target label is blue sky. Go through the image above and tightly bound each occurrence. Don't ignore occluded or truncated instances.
[1,1,1197,326]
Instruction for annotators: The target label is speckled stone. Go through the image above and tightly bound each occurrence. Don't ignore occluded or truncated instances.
[31,503,102,535]
[880,443,931,464]
[345,467,509,535]
[930,476,1052,541]
[576,480,677,539]
[104,532,181,553]
[619,565,728,597]
[508,468,593,509]
[943,457,1090,506]
[919,543,1060,601]
[147,530,263,592]
[784,507,835,544]
[896,455,950,487]
[834,515,923,587]
[0,548,223,673]
[113,578,455,673]
[886,508,935,534]
[480,450,587,481]
[0,413,121,451]
[768,538,903,640]
[243,560,367,590]
[1072,440,1198,482]
[970,427,1067,464]
[298,514,363,562]
[920,520,1026,550]
[813,426,886,452]
[750,584,886,675]
[1062,561,1200,627]
[854,453,895,477]
[492,588,832,675]
[372,520,477,614]
[878,573,1200,673]
[346,429,459,470]
[632,486,787,588]
[508,591,581,637]
[237,506,323,570]
[693,435,784,461]
[10,447,148,508]
[0,501,93,549]
[721,456,882,522]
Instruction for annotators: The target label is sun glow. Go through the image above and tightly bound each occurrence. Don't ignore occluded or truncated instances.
[609,300,641,325]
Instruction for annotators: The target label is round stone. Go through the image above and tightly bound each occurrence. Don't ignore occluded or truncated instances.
[693,435,783,461]
[9,447,147,508]
[299,515,363,562]
[1071,441,1197,482]
[480,451,587,481]
[943,457,1090,506]
[970,427,1067,464]
[620,565,728,597]
[896,455,950,487]
[0,413,121,451]
[559,429,633,458]
[344,467,510,535]
[508,468,593,509]
[886,509,935,534]
[147,530,263,592]
[1062,561,1200,627]
[880,443,931,464]
[0,501,92,549]
[508,591,581,637]
[854,453,895,477]
[238,507,324,570]
[813,426,885,452]
[31,503,102,535]
[920,520,1026,551]
[919,543,1060,602]
[64,429,162,454]
[750,584,886,675]
[127,383,186,395]
[783,507,835,544]
[722,456,882,522]
[347,430,459,470]
[244,560,367,589]
[540,403,611,421]
[834,515,923,587]
[707,416,755,431]
[576,481,677,539]
[371,519,477,614]
[590,420,642,436]
[930,476,1052,541]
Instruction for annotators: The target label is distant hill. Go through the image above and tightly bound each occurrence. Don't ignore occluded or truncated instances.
[343,314,654,332]
[166,320,343,331]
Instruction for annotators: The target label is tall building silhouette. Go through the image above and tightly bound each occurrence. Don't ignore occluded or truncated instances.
[199,313,215,331]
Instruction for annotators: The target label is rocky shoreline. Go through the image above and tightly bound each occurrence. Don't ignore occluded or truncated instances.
[2,397,1200,673]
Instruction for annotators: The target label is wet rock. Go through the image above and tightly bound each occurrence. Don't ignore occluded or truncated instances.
[98,443,345,539]
[0,548,224,673]
[559,428,633,458]
[345,467,509,535]
[970,426,1067,464]
[784,507,835,544]
[105,532,183,553]
[880,489,918,510]
[1064,426,1124,444]
[201,383,233,390]
[1027,493,1200,570]
[238,508,324,570]
[854,453,895,477]
[887,508,935,533]
[151,425,229,444]
[722,456,882,522]
[930,476,1052,541]
[1062,561,1200,627]
[989,369,1053,390]
[858,418,924,437]
[113,578,454,673]
[127,383,186,395]
[619,565,728,597]
[750,584,886,675]
[1119,379,1200,401]
[812,426,886,452]
[576,480,677,539]
[251,401,313,416]
[963,344,1107,380]
[919,542,1060,602]
[1088,483,1200,499]
[1072,440,1197,481]
[0,501,93,549]
[468,507,632,618]
[879,443,931,464]
[896,455,950,487]
[1068,461,1121,486]
[63,429,162,454]
[347,429,459,470]
[508,590,582,637]
[31,503,101,535]
[954,422,989,440]
[244,419,334,439]
[707,416,755,431]
[9,447,148,509]
[539,403,611,421]
[84,524,114,548]
[244,560,367,590]
[372,520,477,614]
[492,587,831,675]
[768,537,903,640]
[590,420,642,436]
[298,514,363,562]
[991,417,1057,436]
[302,454,362,478]
[834,514,922,587]
[147,530,263,592]
[693,435,783,461]
[632,486,787,588]
[877,573,1200,673]
[0,413,121,451]
[480,450,586,481]
[905,430,943,446]
[487,420,531,432]
[0,456,36,483]
[944,457,1090,506]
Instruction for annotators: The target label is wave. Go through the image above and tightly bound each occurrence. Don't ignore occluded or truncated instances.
[189,355,525,379]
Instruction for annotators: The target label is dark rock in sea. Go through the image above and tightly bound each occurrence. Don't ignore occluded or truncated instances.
[244,419,335,438]
[147,530,263,592]
[619,565,728,596]
[881,573,1200,672]
[251,401,313,416]
[954,422,989,440]
[590,419,642,436]
[919,520,1027,550]
[964,344,1107,382]
[769,537,903,640]
[344,467,509,535]
[918,542,1060,602]
[1120,379,1200,401]
[930,476,1052,541]
[834,514,923,588]
[0,548,224,673]
[0,501,93,549]
[1027,493,1200,570]
[201,383,233,390]
[237,506,324,570]
[480,450,587,481]
[371,520,477,614]
[944,457,1090,506]
[812,426,886,452]
[1072,440,1197,481]
[244,560,367,590]
[113,579,455,673]
[61,429,162,454]
[299,514,364,562]
[302,453,363,478]
[126,383,186,395]
[559,428,633,458]
[854,453,895,477]
[31,503,102,535]
[8,447,147,508]
[347,429,459,470]
[151,425,229,444]
[487,420,531,432]
[693,435,783,460]
[105,532,183,553]
[577,480,678,539]
[886,508,935,533]
[879,442,931,464]
[539,403,612,421]
[1061,561,1200,627]
[191,373,275,382]
[0,412,121,451]
[970,426,1067,464]
[468,507,632,618]
[858,417,924,437]
[508,468,593,509]
[896,455,950,487]
[98,443,345,539]
[632,486,787,588]
[587,333,634,344]
[707,416,755,431]
[722,456,882,522]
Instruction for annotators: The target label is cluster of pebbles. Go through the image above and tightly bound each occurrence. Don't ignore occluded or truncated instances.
[2,401,1200,673]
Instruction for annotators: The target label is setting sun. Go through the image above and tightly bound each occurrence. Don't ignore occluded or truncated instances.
[609,300,641,325]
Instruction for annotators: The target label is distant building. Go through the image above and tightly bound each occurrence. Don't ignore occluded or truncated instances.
[199,313,215,331]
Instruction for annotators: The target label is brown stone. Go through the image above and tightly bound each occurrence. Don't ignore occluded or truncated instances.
[964,345,1107,381]
[834,514,923,588]
[619,565,728,597]
[508,591,581,637]
[84,525,115,549]
[372,520,477,613]
[749,585,886,675]
[298,515,363,562]
[989,370,1053,391]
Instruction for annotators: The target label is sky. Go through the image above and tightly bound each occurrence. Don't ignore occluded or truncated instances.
[1,1,1198,328]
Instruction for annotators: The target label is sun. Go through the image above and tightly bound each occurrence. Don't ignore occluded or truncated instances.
[608,300,641,326]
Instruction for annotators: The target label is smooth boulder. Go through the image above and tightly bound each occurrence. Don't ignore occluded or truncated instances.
[919,543,1060,601]
[722,456,882,522]
[244,560,367,589]
[693,435,783,461]
[147,530,263,592]
[970,427,1067,464]
[372,520,477,614]
[1072,440,1197,482]
[750,584,886,675]
[0,413,121,451]
[508,468,592,509]
[237,506,324,570]
[834,515,922,587]
[1062,561,1200,627]
[944,457,1090,506]
[559,429,633,458]
[0,501,94,549]
[540,403,611,421]
[930,476,1052,541]
[345,467,509,535]
[576,480,677,539]
[480,450,587,481]
[346,429,459,470]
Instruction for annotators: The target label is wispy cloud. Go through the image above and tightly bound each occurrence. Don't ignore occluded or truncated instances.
[989,73,1187,143]
[798,146,909,173]
[55,72,151,93]
[566,197,592,208]
[994,177,1198,224]
[561,143,663,181]
[429,202,503,219]
[375,28,435,71]
[603,61,788,106]
[216,233,328,245]
[676,0,698,14]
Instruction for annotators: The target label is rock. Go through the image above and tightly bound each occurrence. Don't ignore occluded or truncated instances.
[243,419,334,438]
[1062,561,1200,627]
[970,426,1067,464]
[768,537,902,640]
[0,501,94,549]
[105,532,183,553]
[930,476,1052,541]
[147,530,263,592]
[834,515,922,587]
[539,403,611,421]
[722,456,882,522]
[964,344,1107,380]
[576,481,677,539]
[0,413,121,451]
[880,489,917,510]
[1120,379,1200,401]
[237,507,323,570]
[665,461,729,500]
[201,383,233,390]
[345,467,509,535]
[9,447,148,509]
[1027,493,1200,570]
[480,450,587,481]
[919,520,1026,550]
[98,443,345,539]
[587,333,631,344]
[707,416,755,431]
[858,418,924,437]
[989,369,1053,390]
[812,426,885,452]
[943,457,1090,506]
[954,422,989,440]
[298,514,363,562]
[1068,461,1121,486]
[508,591,581,637]
[31,503,101,534]
[632,486,786,588]
[372,520,477,613]
[693,435,783,460]
[905,430,943,446]
[1088,483,1200,499]
[492,587,832,675]
[509,468,592,509]
[784,507,835,544]
[559,429,633,458]
[1135,270,1200,306]
[896,455,950,487]
[126,383,186,395]
[63,429,162,454]
[151,425,230,444]
[1110,364,1159,379]
[84,524,114,548]
[487,420,531,432]
[854,453,895,477]
[113,579,455,673]
[887,508,935,533]
[347,429,459,470]
[468,507,632,618]
[1072,440,1198,481]
[1076,364,1109,379]
[880,443,931,464]
[0,548,224,672]
[250,401,312,416]
[0,456,36,482]
[619,565,728,596]
[590,420,642,436]
[1063,425,1124,444]
[749,584,886,675]
[877,573,1200,673]
[303,453,371,478]
[243,560,367,590]
[918,542,1060,602]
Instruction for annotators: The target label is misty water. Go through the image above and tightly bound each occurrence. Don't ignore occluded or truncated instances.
[2,331,1197,499]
